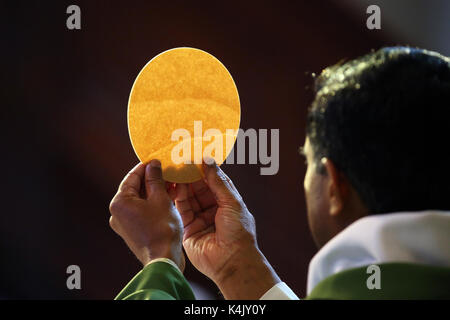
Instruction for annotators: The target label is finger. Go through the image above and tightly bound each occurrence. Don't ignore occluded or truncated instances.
[145,159,166,197]
[196,205,216,226]
[188,184,202,214]
[191,179,217,210]
[117,162,146,197]
[109,216,119,232]
[202,160,243,205]
[183,224,215,243]
[188,183,216,230]
[175,184,195,227]
[183,217,210,240]
[166,182,176,201]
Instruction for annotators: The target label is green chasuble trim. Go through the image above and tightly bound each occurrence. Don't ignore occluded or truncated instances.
[115,261,449,300]
[307,262,450,300]
[115,261,195,300]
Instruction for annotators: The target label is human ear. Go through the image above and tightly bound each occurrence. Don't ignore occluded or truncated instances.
[321,158,347,217]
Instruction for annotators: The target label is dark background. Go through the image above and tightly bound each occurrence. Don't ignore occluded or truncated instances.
[1,0,448,299]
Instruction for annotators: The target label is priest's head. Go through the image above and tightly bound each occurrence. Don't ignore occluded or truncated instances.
[301,47,450,247]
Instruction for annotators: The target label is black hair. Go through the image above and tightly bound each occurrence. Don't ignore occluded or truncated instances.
[306,46,450,214]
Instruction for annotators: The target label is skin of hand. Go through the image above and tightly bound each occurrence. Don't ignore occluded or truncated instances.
[176,160,281,299]
[109,160,185,271]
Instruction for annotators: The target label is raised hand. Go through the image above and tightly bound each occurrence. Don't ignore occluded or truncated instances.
[175,161,280,299]
[109,160,185,271]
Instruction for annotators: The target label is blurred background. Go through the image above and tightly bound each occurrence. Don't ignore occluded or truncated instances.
[1,0,449,299]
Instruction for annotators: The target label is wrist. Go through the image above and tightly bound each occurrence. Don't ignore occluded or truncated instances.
[140,244,185,273]
[213,245,281,300]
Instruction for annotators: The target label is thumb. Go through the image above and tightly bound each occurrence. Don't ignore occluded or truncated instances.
[145,159,166,197]
[202,159,242,205]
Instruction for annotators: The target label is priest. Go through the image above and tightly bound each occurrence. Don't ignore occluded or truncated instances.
[109,47,450,300]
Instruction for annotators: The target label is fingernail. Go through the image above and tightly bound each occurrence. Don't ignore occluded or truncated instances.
[203,157,216,167]
[150,159,161,168]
